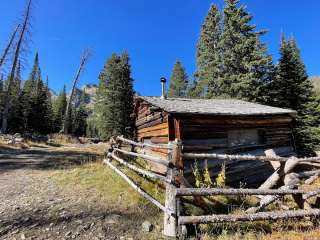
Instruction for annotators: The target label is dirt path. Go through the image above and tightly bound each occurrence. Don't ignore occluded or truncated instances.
[0,146,143,240]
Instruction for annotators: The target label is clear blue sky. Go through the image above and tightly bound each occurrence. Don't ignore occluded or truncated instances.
[0,0,319,95]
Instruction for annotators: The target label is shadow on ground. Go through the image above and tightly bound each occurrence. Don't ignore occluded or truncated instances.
[0,147,103,173]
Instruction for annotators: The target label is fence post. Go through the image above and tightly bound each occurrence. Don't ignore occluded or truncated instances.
[163,139,181,237]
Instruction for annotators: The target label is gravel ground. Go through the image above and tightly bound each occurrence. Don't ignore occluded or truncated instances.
[0,147,161,240]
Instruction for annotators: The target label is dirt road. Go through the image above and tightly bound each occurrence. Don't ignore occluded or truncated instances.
[0,146,161,240]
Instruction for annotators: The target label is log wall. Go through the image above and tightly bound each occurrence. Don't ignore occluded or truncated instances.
[174,115,295,187]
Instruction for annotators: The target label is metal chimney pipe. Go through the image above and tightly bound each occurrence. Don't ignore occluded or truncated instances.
[160,77,167,99]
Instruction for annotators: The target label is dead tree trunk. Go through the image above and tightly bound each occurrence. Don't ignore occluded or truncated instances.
[62,49,90,134]
[1,0,32,133]
[0,25,20,69]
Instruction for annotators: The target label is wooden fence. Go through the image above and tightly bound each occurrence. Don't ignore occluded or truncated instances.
[104,136,320,238]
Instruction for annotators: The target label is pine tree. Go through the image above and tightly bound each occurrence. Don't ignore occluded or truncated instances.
[193,4,221,98]
[93,52,134,140]
[217,0,274,101]
[7,61,23,133]
[52,85,67,132]
[72,92,88,136]
[20,53,52,134]
[168,60,188,98]
[269,36,320,156]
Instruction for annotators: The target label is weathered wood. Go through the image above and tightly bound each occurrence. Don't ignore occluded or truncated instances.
[163,169,177,237]
[137,117,167,130]
[259,156,299,190]
[136,112,166,127]
[116,136,171,150]
[181,116,292,126]
[303,188,320,200]
[265,149,281,170]
[305,174,320,185]
[178,209,320,225]
[137,122,168,134]
[113,148,169,166]
[104,158,173,216]
[108,153,171,183]
[151,137,168,144]
[137,128,169,139]
[175,188,305,196]
[183,152,286,162]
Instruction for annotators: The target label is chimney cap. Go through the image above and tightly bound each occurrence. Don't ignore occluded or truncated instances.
[160,77,167,83]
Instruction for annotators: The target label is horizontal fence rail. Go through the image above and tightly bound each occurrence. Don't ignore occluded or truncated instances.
[105,136,320,238]
[104,158,174,216]
[175,188,306,196]
[108,152,171,183]
[116,135,172,150]
[178,209,320,225]
[183,152,320,163]
[113,147,169,166]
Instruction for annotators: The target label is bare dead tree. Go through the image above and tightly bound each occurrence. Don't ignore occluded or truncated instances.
[62,49,91,134]
[1,0,33,133]
[0,25,20,69]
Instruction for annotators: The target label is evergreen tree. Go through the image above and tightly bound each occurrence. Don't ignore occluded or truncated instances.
[20,53,52,134]
[7,61,23,133]
[72,92,88,136]
[93,52,134,140]
[168,60,188,97]
[193,4,221,97]
[52,85,67,132]
[268,36,320,156]
[217,0,274,101]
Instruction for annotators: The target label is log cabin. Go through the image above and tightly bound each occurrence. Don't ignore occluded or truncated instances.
[134,92,296,187]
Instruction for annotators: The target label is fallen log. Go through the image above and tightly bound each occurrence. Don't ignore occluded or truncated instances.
[178,209,320,225]
[259,157,299,190]
[246,173,300,213]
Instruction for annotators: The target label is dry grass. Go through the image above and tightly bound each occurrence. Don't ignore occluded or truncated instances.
[49,160,166,239]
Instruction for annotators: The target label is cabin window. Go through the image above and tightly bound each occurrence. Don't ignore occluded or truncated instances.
[228,129,264,147]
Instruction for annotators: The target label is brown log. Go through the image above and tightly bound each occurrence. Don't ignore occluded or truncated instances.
[137,128,169,138]
[178,209,320,225]
[136,112,166,127]
[151,137,168,144]
[137,117,167,130]
[137,122,168,134]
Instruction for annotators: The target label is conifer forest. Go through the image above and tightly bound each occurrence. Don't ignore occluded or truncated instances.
[0,1,320,239]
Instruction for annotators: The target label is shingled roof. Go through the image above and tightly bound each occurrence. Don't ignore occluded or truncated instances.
[137,96,296,116]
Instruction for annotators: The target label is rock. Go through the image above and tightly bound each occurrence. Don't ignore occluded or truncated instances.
[142,221,153,232]
[20,233,26,240]
[65,231,72,237]
[90,222,95,228]
[104,214,121,224]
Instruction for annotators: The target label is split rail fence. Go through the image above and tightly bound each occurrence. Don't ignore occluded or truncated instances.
[104,136,320,238]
